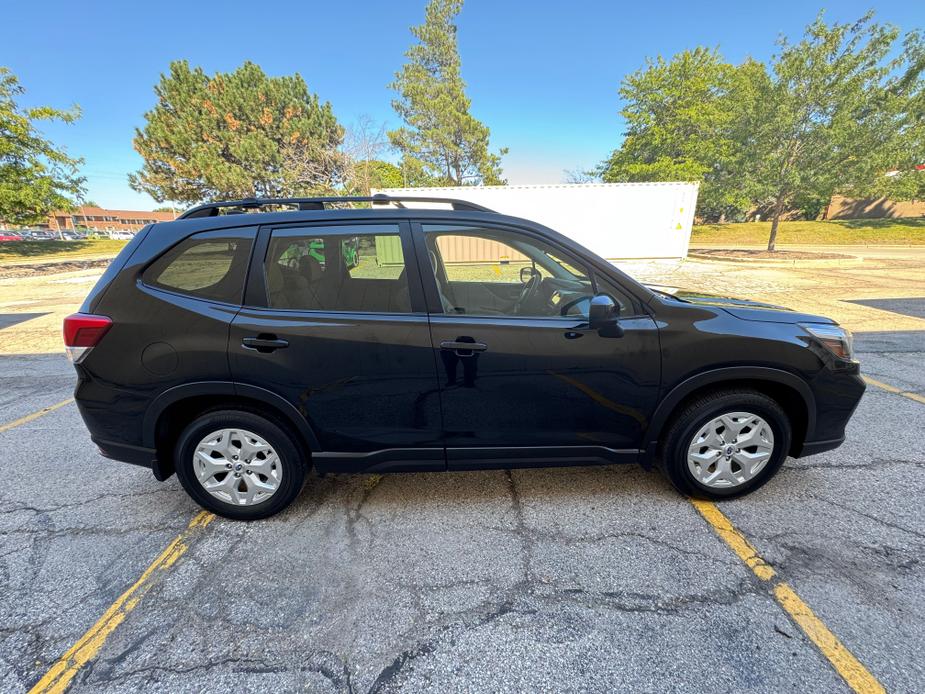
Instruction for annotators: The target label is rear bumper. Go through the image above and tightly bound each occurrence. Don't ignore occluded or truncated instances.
[792,436,845,458]
[92,437,173,481]
[93,436,156,467]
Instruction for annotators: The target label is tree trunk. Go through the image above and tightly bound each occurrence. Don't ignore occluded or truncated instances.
[767,197,785,252]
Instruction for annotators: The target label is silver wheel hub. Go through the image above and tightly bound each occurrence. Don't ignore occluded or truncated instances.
[193,428,282,506]
[687,411,774,489]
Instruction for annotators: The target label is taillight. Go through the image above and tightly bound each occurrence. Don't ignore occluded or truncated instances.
[63,313,112,363]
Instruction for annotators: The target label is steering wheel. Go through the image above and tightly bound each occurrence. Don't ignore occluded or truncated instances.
[514,270,542,315]
[558,295,588,317]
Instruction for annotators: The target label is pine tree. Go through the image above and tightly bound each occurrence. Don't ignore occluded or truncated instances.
[130,61,344,203]
[389,0,506,186]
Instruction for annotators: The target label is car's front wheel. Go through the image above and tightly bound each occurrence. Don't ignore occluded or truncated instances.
[659,389,791,499]
[174,410,307,520]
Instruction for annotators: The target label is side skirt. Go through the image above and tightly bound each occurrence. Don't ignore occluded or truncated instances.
[447,446,640,471]
[312,446,641,474]
[312,448,446,474]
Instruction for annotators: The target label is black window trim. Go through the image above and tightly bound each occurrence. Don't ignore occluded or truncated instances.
[139,226,258,307]
[410,219,647,319]
[246,218,427,315]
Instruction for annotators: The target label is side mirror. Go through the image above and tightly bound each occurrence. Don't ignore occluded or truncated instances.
[589,294,624,337]
[520,266,538,284]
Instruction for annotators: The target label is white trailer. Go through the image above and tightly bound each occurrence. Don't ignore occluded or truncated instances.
[373,182,699,260]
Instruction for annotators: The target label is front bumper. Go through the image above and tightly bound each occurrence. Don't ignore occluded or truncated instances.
[795,371,866,458]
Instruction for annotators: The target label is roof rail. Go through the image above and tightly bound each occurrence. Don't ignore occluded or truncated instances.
[176,194,493,219]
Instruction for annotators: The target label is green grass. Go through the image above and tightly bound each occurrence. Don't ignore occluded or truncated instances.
[0,239,128,265]
[692,218,925,245]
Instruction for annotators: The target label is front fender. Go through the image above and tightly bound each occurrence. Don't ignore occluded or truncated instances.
[639,366,816,467]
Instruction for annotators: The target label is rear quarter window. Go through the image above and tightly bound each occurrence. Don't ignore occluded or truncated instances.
[143,230,254,303]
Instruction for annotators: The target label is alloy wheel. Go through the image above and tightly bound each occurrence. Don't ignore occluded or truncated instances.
[686,411,775,489]
[193,428,282,506]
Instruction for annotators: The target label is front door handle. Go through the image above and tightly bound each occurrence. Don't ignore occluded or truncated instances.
[440,340,488,356]
[242,335,289,353]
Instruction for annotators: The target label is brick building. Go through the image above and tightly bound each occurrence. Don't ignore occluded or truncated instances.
[43,206,177,232]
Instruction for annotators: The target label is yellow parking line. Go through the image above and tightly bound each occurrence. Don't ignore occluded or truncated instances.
[689,499,777,581]
[0,398,74,434]
[29,511,216,694]
[691,499,885,694]
[863,375,925,405]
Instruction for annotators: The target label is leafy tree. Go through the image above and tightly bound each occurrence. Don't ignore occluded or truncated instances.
[130,61,344,203]
[0,67,85,225]
[350,159,404,194]
[881,30,925,202]
[744,12,922,249]
[602,13,924,249]
[601,48,758,221]
[389,0,506,186]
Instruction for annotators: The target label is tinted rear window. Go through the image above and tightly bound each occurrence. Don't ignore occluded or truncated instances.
[143,231,254,303]
[264,225,411,313]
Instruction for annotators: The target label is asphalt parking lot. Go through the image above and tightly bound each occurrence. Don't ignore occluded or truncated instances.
[1,254,924,693]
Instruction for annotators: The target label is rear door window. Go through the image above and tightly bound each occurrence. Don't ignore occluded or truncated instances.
[143,229,254,303]
[265,224,411,313]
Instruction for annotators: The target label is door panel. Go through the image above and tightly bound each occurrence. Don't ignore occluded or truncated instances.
[230,311,443,454]
[416,221,660,463]
[430,315,660,455]
[231,220,444,469]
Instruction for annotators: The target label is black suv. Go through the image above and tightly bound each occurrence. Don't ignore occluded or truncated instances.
[65,196,865,520]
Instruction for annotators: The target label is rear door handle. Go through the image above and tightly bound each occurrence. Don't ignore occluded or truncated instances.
[440,340,488,356]
[242,335,289,353]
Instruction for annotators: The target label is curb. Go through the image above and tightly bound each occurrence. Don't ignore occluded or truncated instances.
[687,253,863,267]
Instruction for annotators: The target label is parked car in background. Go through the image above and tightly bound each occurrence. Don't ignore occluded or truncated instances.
[0,232,23,242]
[65,195,866,520]
[108,231,135,240]
[20,230,56,241]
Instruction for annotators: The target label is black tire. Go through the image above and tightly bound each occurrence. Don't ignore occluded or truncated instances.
[658,389,791,499]
[174,409,307,520]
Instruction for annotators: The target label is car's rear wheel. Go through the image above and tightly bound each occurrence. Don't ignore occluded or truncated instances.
[174,410,307,520]
[659,389,791,499]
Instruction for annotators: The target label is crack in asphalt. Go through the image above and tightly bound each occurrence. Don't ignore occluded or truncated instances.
[789,458,925,471]
[363,572,765,693]
[356,472,768,692]
[6,456,922,692]
[79,650,356,692]
[483,525,735,566]
[808,493,925,541]
[504,470,533,582]
[0,487,177,517]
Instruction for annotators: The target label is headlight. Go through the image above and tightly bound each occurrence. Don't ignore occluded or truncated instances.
[800,323,855,361]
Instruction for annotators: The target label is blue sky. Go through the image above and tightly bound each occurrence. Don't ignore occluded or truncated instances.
[5,0,922,210]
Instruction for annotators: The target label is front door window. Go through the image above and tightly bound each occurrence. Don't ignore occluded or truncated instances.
[422,225,627,318]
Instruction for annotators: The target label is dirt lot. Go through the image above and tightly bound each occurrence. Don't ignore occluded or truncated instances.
[1,250,923,692]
